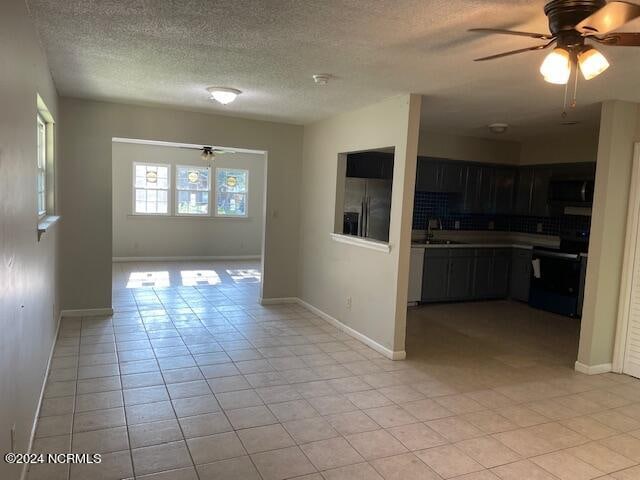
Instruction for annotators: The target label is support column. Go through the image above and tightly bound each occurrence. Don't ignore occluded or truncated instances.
[577,100,640,373]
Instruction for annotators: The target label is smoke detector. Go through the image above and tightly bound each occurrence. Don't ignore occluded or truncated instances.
[312,74,332,85]
[488,123,509,134]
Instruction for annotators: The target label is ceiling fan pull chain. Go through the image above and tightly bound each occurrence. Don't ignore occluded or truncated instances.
[562,77,569,118]
[571,64,579,109]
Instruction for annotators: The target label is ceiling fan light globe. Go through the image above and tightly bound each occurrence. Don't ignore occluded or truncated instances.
[540,48,571,84]
[578,47,610,80]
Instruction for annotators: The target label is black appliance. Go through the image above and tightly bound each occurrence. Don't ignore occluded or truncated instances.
[549,179,594,207]
[529,227,589,317]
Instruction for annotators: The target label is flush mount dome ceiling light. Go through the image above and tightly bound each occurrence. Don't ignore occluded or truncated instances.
[207,87,242,105]
[470,0,640,113]
[488,123,509,134]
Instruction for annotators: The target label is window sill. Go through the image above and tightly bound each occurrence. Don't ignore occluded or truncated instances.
[127,214,251,220]
[37,215,61,241]
[330,233,391,253]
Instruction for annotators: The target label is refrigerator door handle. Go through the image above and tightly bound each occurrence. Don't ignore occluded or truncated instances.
[362,197,366,238]
[360,198,365,237]
[365,196,371,238]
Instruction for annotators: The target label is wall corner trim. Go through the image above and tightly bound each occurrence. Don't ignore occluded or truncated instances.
[574,361,612,375]
[271,297,404,360]
[60,308,114,317]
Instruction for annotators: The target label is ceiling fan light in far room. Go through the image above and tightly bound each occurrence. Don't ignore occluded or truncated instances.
[207,87,242,105]
[578,47,610,80]
[540,47,571,85]
[201,147,214,162]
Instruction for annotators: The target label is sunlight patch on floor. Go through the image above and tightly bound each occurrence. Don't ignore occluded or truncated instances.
[226,268,261,283]
[180,269,222,286]
[126,271,170,288]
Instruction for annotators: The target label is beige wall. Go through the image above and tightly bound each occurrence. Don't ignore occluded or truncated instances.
[419,130,598,167]
[298,95,421,354]
[112,142,265,259]
[579,101,640,368]
[0,2,60,479]
[59,98,303,309]
[520,132,599,165]
[418,131,521,165]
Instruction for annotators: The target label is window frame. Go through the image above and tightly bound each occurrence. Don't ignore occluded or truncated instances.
[132,161,171,216]
[36,112,47,218]
[175,164,212,217]
[215,167,250,218]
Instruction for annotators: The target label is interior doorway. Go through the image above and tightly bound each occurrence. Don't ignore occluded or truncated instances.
[110,138,267,302]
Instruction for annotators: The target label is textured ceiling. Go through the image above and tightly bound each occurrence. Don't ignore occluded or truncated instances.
[26,0,640,139]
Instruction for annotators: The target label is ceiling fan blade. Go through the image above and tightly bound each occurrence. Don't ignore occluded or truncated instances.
[593,32,640,45]
[469,28,553,40]
[576,1,640,35]
[473,40,556,62]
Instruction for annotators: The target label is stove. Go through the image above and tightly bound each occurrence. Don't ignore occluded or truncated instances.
[529,227,589,317]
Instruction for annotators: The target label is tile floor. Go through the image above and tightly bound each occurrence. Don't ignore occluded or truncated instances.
[28,261,640,480]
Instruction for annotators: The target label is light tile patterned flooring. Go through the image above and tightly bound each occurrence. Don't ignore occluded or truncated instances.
[29,261,640,480]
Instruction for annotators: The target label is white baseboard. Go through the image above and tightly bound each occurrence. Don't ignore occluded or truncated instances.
[295,298,406,361]
[60,307,114,318]
[112,255,261,262]
[575,361,612,375]
[21,311,62,480]
[259,297,299,305]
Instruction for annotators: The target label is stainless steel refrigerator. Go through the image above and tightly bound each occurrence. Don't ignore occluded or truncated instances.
[343,177,392,242]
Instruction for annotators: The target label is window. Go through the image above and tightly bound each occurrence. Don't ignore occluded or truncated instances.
[36,94,55,225]
[176,165,210,215]
[37,113,47,216]
[216,168,248,217]
[133,162,169,214]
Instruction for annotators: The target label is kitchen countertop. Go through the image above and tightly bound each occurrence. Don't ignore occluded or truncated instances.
[411,243,533,250]
[411,242,588,257]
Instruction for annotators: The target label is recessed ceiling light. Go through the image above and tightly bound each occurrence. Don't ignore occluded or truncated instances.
[207,87,241,105]
[488,123,509,134]
[312,74,332,85]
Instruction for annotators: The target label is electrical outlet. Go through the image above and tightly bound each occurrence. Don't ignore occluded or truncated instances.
[346,296,352,310]
[537,222,543,233]
[454,221,460,230]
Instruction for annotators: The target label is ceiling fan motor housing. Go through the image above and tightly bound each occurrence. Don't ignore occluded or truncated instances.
[544,0,606,35]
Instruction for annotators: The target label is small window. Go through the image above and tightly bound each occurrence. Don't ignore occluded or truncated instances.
[133,162,170,215]
[216,168,248,217]
[37,113,47,216]
[176,165,211,215]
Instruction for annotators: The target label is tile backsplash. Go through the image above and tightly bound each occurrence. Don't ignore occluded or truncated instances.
[412,191,591,236]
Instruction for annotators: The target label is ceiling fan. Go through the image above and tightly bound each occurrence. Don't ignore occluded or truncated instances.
[177,145,236,163]
[470,0,640,85]
[199,146,235,162]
